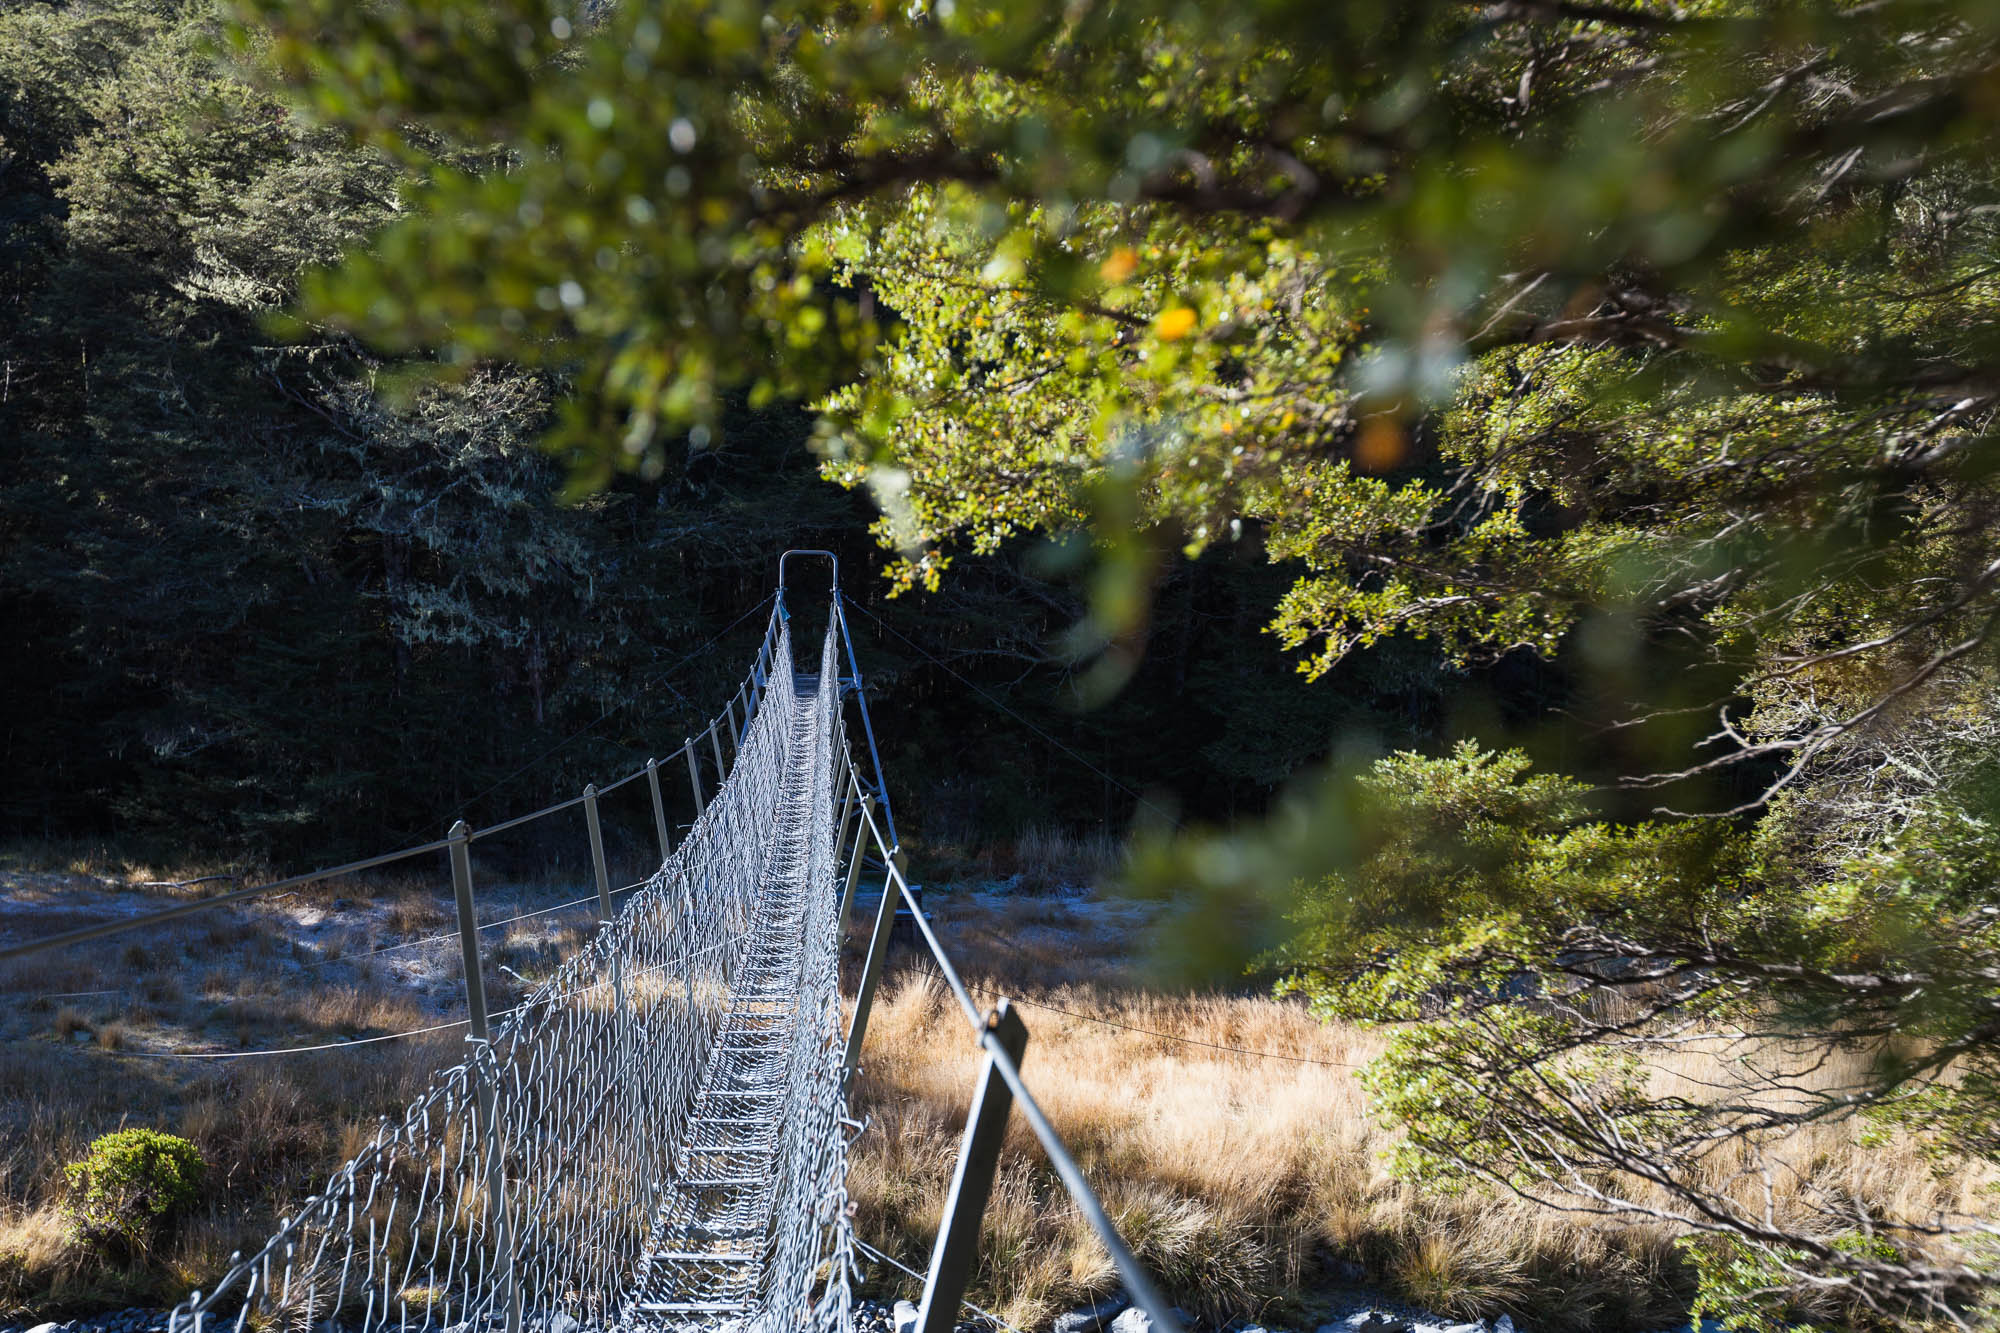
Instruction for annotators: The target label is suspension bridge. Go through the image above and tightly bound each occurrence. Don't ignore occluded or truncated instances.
[0,554,1184,1333]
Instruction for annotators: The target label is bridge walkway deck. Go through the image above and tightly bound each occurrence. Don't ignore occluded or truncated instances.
[629,674,823,1328]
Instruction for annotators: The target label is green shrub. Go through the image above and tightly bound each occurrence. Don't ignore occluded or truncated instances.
[62,1129,206,1253]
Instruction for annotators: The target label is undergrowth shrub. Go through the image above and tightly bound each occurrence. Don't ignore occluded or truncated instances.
[62,1130,206,1255]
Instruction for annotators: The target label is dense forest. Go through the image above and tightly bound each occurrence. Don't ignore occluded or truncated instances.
[9,0,2000,1329]
[0,0,1470,858]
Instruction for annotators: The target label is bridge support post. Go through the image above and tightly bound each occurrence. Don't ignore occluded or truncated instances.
[583,784,626,1017]
[842,838,895,1085]
[837,792,874,930]
[646,759,673,864]
[686,740,705,818]
[447,822,521,1333]
[584,784,615,923]
[917,1001,1030,1333]
[448,821,491,1041]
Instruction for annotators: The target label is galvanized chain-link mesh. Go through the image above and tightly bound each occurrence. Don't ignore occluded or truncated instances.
[629,621,853,1333]
[171,613,853,1333]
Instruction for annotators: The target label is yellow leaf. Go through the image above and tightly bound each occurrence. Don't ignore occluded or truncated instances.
[1355,415,1407,471]
[1099,246,1138,283]
[1155,306,1197,341]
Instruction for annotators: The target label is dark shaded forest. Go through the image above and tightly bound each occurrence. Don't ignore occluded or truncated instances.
[0,0,1468,862]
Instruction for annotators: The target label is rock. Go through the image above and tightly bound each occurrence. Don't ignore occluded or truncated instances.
[1438,1323,1487,1333]
[894,1299,920,1333]
[1336,1316,1410,1333]
[1109,1308,1181,1333]
[1494,1320,1516,1333]
[28,1323,64,1333]
[545,1316,580,1333]
[1052,1291,1130,1333]
[1111,1306,1196,1333]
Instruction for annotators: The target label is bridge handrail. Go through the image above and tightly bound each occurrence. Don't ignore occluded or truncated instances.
[775,549,898,851]
[833,588,899,850]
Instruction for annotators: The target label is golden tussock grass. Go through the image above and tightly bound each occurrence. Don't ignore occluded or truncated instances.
[3,851,1976,1330]
[0,1027,460,1318]
[917,827,1127,898]
[0,854,601,1320]
[996,829,1124,895]
[842,878,1986,1333]
[843,971,1695,1331]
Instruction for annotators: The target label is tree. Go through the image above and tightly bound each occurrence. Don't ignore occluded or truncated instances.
[1255,743,1997,1329]
[0,0,844,848]
[143,0,2000,1322]
[232,0,2000,794]
[1,0,1385,852]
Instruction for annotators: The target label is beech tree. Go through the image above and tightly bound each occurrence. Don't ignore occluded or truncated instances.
[164,0,2000,1323]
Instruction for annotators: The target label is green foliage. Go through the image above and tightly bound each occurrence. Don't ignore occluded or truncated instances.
[1,0,1424,856]
[1679,1232,1915,1333]
[207,1,2000,780]
[1271,742,1739,1024]
[62,1130,206,1254]
[19,0,2000,1322]
[1240,742,1999,1326]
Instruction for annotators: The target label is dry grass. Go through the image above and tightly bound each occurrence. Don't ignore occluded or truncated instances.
[4,839,1973,1331]
[994,828,1124,895]
[841,886,1988,1332]
[0,857,613,1321]
[915,826,1127,897]
[844,971,1694,1331]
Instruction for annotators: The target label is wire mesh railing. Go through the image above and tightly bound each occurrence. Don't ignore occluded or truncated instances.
[626,618,853,1333]
[163,613,851,1333]
[9,563,1193,1333]
[824,582,1187,1333]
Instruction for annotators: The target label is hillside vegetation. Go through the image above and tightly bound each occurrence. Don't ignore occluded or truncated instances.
[0,3,1448,861]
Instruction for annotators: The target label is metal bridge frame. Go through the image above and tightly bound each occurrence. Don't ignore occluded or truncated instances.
[778,549,901,853]
[5,559,1187,1333]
